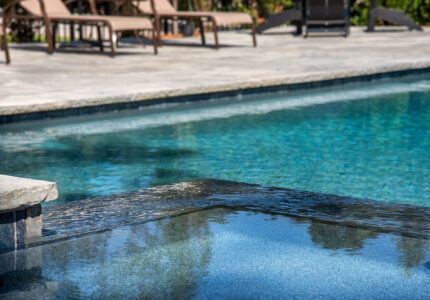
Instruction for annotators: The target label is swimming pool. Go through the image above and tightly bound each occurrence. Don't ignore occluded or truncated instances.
[1,77,430,206]
[2,207,429,299]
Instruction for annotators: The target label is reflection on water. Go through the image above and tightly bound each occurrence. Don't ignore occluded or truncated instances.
[306,219,429,275]
[394,236,429,276]
[307,221,380,253]
[1,208,429,299]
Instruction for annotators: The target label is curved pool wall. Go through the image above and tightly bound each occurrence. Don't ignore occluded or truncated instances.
[1,180,430,299]
[1,75,430,206]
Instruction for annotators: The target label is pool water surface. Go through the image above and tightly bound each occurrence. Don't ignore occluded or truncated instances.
[0,78,429,205]
[1,208,429,299]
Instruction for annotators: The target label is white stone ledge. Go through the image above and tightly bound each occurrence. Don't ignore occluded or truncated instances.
[0,175,58,212]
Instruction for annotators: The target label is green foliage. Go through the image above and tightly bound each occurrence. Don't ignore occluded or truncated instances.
[239,0,295,18]
[408,0,430,25]
[349,0,430,26]
[8,20,36,42]
[349,0,369,26]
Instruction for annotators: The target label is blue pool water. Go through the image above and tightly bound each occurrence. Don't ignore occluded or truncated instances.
[0,78,430,205]
[1,208,429,299]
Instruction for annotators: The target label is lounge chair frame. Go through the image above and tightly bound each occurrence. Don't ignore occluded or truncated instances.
[0,22,10,63]
[3,0,158,57]
[133,0,256,49]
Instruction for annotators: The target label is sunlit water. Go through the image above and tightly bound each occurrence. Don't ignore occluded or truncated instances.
[1,78,430,205]
[1,208,429,299]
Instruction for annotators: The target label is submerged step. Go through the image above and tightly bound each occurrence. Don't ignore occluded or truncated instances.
[41,179,430,243]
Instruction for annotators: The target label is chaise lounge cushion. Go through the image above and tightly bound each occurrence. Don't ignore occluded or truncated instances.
[49,15,154,31]
[134,0,253,26]
[21,0,153,31]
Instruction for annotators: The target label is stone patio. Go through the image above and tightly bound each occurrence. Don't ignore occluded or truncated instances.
[1,26,429,117]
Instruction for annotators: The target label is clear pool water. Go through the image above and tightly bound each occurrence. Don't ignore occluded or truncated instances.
[1,208,429,299]
[1,78,430,205]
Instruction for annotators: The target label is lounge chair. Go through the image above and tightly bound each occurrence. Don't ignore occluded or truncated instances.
[305,0,349,37]
[0,20,10,63]
[3,0,157,56]
[133,0,256,48]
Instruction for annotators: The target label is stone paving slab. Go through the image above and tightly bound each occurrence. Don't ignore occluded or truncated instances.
[1,26,430,117]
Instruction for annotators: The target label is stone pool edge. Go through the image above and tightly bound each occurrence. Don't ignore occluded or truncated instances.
[12,178,425,255]
[0,175,58,251]
[2,63,430,124]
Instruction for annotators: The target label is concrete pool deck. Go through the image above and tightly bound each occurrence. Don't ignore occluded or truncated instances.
[1,26,429,120]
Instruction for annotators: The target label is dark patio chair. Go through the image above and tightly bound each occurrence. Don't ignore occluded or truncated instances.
[0,20,11,63]
[305,0,349,37]
[3,0,158,57]
[367,0,422,31]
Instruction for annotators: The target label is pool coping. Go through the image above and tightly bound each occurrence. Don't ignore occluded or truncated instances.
[2,64,430,124]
